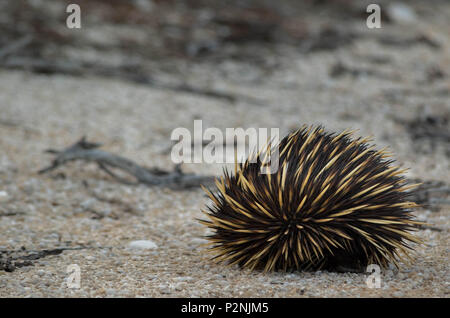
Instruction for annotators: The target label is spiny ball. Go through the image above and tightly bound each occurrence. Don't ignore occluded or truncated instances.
[200,126,422,272]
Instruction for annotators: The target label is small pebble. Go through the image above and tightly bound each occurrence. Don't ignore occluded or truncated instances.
[0,191,10,202]
[387,3,417,24]
[128,240,158,250]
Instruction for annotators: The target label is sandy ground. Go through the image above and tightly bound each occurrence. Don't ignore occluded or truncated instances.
[0,2,449,297]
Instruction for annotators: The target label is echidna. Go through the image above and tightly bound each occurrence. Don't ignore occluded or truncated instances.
[200,126,422,272]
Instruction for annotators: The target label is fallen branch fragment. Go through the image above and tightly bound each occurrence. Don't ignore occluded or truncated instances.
[329,61,391,79]
[377,34,441,49]
[0,246,87,272]
[1,58,265,105]
[0,211,26,217]
[417,225,443,232]
[38,137,214,189]
[408,179,450,212]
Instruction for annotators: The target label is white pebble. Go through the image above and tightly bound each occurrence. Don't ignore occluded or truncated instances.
[387,3,417,24]
[128,240,158,250]
[0,191,9,202]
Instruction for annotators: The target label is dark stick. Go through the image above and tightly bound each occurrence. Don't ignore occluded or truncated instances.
[38,137,214,189]
[1,57,265,105]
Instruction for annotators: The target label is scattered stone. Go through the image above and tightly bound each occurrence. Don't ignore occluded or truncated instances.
[0,191,10,203]
[387,3,417,24]
[128,240,158,250]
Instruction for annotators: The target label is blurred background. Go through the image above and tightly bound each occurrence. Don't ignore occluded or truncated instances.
[0,0,448,175]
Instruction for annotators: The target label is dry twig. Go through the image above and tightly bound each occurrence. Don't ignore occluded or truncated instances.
[38,137,214,189]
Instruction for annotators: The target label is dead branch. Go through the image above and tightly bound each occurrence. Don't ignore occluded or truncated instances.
[0,245,97,272]
[408,178,450,212]
[417,225,444,232]
[1,57,265,105]
[0,211,26,217]
[38,137,214,189]
[377,34,441,49]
